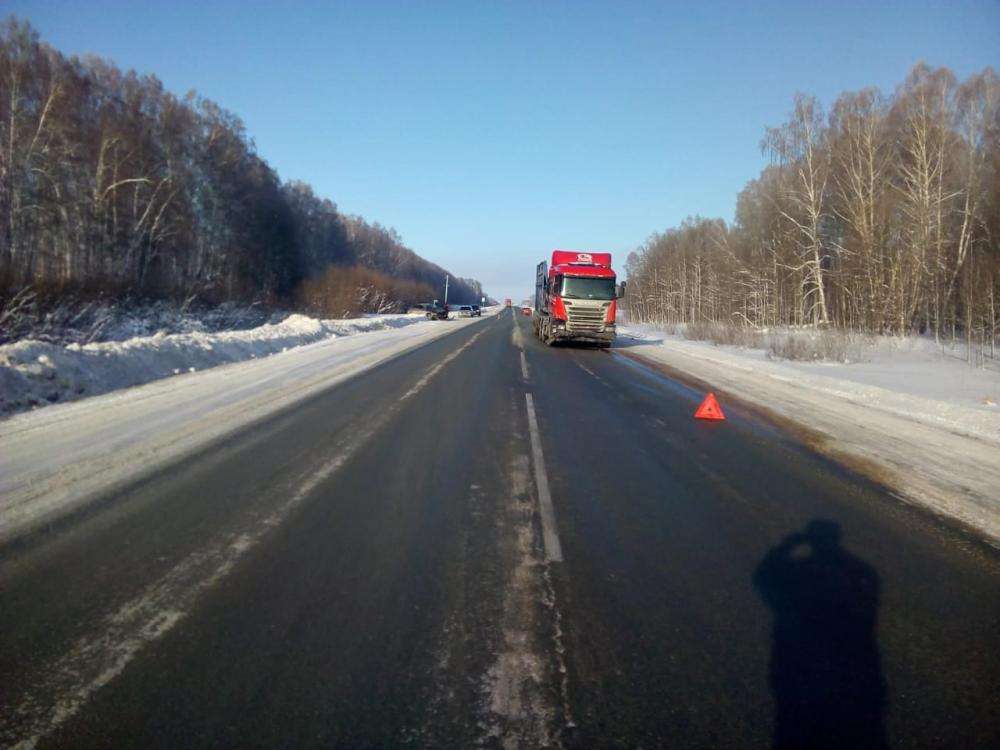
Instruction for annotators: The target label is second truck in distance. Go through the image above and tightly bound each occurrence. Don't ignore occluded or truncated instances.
[533,250,625,346]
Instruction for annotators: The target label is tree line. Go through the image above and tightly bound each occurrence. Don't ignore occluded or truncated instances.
[0,17,484,324]
[625,63,999,351]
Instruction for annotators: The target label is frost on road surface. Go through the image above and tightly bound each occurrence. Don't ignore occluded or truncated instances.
[0,312,495,545]
[618,325,1000,545]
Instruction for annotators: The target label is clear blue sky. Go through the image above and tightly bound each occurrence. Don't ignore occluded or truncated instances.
[9,1,999,302]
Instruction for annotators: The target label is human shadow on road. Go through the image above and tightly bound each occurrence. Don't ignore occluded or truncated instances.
[753,520,887,749]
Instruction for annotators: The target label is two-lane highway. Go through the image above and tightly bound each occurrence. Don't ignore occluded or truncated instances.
[2,308,998,748]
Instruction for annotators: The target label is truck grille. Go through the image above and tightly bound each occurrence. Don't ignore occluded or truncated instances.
[565,304,609,332]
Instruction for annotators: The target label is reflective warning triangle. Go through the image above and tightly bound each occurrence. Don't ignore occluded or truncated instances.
[694,392,725,421]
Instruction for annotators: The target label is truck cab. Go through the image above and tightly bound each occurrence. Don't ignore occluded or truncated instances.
[534,250,625,346]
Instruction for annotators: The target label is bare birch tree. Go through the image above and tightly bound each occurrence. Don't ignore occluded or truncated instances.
[765,94,832,326]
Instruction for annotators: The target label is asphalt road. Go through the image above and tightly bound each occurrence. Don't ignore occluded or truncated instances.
[2,308,998,749]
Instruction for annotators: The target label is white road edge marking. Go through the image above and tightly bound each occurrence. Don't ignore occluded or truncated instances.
[400,329,487,399]
[524,393,563,563]
[575,359,608,386]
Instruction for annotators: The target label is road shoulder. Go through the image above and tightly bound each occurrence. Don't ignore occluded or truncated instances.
[613,340,1000,547]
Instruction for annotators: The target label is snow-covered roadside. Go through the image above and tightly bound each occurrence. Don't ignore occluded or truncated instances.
[0,312,495,545]
[617,325,1000,545]
[0,312,429,417]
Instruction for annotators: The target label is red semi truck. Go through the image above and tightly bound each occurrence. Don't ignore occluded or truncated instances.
[533,250,625,346]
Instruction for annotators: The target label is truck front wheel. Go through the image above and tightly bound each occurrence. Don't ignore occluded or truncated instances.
[543,319,555,346]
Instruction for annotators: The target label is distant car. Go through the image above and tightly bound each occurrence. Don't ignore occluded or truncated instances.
[425,301,449,320]
[521,306,532,316]
[470,304,481,317]
[457,304,474,317]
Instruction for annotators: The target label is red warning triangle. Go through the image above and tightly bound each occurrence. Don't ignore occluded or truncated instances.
[694,392,725,421]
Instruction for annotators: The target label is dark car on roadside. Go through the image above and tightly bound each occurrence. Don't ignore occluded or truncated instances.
[425,301,449,320]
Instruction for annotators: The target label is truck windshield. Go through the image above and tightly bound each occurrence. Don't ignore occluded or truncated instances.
[560,276,616,300]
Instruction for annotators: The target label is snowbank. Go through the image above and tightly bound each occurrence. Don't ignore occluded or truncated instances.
[617,325,1000,544]
[0,313,426,417]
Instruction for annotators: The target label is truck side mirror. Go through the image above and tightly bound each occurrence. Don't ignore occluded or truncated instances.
[617,281,627,299]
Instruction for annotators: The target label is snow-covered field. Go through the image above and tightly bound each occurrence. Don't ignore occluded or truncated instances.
[0,311,495,544]
[0,312,430,417]
[619,324,1000,544]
